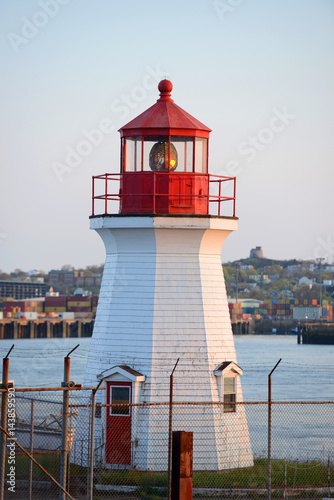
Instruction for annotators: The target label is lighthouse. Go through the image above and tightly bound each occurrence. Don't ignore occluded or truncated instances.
[78,80,253,471]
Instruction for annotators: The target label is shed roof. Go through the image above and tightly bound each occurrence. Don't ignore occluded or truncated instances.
[213,361,243,376]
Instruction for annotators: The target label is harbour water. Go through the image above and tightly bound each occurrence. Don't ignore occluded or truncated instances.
[1,335,333,462]
[0,334,333,401]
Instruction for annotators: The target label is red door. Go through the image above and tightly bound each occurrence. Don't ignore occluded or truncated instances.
[106,382,132,466]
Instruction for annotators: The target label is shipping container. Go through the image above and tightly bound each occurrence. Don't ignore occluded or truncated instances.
[18,312,38,320]
[45,296,67,306]
[67,301,91,308]
[67,306,91,313]
[58,312,75,319]
[45,306,67,313]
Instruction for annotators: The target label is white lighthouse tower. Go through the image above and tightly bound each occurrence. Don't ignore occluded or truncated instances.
[80,80,253,471]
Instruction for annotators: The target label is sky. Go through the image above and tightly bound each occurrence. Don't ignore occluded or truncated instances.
[1,0,334,273]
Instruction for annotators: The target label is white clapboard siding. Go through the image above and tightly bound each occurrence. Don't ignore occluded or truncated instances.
[76,216,253,470]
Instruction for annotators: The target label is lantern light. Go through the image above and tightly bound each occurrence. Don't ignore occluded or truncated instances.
[149,141,178,172]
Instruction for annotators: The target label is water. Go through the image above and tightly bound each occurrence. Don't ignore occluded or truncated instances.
[0,334,333,400]
[1,335,333,462]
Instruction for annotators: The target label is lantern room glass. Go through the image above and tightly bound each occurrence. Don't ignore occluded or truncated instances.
[124,137,142,172]
[122,136,208,173]
[194,138,208,173]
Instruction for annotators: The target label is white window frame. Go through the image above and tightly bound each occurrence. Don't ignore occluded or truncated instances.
[222,375,237,413]
[109,385,131,417]
[213,362,243,414]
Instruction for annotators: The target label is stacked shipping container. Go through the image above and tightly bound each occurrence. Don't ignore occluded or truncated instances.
[228,298,333,321]
[0,295,99,318]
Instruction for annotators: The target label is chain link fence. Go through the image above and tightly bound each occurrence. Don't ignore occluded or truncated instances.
[0,387,333,499]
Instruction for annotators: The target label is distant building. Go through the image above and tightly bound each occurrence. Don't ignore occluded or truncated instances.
[26,270,43,277]
[249,274,270,284]
[48,270,101,288]
[268,275,278,282]
[298,277,316,286]
[48,270,84,287]
[279,290,294,298]
[250,246,263,259]
[240,265,253,271]
[288,263,315,273]
[0,281,47,300]
[293,306,321,321]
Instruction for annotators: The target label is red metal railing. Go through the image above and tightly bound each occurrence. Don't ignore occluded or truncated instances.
[91,173,236,217]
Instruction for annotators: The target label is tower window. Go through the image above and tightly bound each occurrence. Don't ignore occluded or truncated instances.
[213,361,243,414]
[223,376,236,413]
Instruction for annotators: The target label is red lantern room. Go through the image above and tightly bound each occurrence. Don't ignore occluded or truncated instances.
[119,79,211,215]
[91,80,236,218]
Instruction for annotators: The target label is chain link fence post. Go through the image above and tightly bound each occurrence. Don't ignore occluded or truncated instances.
[89,380,102,500]
[60,345,79,500]
[0,345,14,500]
[28,398,35,500]
[168,358,179,500]
[267,359,281,500]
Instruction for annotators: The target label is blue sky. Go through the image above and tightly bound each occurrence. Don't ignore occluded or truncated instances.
[1,0,334,272]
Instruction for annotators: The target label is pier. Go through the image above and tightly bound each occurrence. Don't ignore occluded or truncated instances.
[300,323,334,345]
[0,318,94,339]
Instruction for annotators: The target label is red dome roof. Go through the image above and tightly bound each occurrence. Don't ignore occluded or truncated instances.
[119,80,211,138]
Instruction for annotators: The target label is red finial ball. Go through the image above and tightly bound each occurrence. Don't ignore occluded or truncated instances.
[158,79,173,94]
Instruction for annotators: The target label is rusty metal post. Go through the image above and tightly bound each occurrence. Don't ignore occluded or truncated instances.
[328,456,331,498]
[60,344,79,500]
[29,398,35,500]
[267,359,281,500]
[172,431,193,500]
[167,358,179,500]
[88,380,102,500]
[59,356,70,500]
[0,345,14,500]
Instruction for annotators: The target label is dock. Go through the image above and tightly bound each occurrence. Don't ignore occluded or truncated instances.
[0,318,94,339]
[300,323,334,345]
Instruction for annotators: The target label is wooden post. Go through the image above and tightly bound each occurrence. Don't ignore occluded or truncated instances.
[13,320,18,339]
[172,431,193,500]
[77,320,82,338]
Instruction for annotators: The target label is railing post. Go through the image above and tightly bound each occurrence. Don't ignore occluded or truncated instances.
[92,176,95,216]
[105,174,108,215]
[267,359,282,500]
[218,179,222,216]
[153,172,156,214]
[207,175,210,215]
[233,177,236,217]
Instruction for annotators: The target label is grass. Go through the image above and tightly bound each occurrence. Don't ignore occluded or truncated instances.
[97,458,333,489]
[5,455,333,492]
